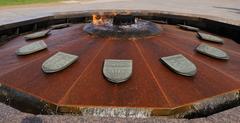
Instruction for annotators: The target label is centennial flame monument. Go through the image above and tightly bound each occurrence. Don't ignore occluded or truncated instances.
[0,11,240,118]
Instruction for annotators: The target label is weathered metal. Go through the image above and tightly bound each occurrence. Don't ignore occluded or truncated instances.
[197,32,224,44]
[16,40,47,55]
[103,59,133,83]
[0,23,240,118]
[160,54,197,76]
[42,52,78,73]
[24,29,51,40]
[196,43,229,60]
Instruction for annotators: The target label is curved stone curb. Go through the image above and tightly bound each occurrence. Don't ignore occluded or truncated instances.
[0,10,239,44]
[1,102,240,123]
[0,83,239,118]
[16,40,47,55]
[0,83,57,115]
[181,90,240,118]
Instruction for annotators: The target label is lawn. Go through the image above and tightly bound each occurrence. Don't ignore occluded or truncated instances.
[0,0,62,6]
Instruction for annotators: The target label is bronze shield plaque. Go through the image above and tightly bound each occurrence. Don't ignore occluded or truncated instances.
[196,43,229,60]
[42,52,78,73]
[197,32,224,44]
[16,40,47,55]
[161,54,197,76]
[103,59,133,83]
[24,29,51,40]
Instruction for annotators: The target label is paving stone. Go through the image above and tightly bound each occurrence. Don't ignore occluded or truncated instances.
[42,52,78,73]
[178,24,199,32]
[50,23,71,30]
[160,54,197,76]
[24,29,51,40]
[196,43,229,60]
[103,59,132,83]
[16,40,47,55]
[197,32,224,44]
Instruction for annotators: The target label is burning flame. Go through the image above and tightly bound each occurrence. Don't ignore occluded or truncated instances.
[92,15,104,25]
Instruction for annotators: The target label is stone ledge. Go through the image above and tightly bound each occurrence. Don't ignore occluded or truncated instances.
[0,10,239,45]
[1,83,239,118]
[1,102,240,123]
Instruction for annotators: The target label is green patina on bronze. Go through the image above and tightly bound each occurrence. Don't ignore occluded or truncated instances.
[24,29,51,40]
[197,32,224,44]
[42,52,78,73]
[16,40,47,55]
[103,59,133,83]
[160,54,197,77]
[196,43,229,60]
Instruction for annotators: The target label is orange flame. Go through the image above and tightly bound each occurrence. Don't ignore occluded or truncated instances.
[92,15,104,25]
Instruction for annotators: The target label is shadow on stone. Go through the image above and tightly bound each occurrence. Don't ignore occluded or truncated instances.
[21,116,42,123]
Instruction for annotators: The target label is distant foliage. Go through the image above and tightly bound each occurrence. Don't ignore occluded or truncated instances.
[0,0,62,6]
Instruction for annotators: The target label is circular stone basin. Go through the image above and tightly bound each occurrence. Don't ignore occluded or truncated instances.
[0,11,240,118]
[83,19,161,37]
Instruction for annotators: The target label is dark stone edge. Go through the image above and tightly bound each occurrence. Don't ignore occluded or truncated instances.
[0,83,58,115]
[0,83,240,119]
[0,10,240,45]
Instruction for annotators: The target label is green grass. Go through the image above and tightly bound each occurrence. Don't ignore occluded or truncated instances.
[0,0,62,6]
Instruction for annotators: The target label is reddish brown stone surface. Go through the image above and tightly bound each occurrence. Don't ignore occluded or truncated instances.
[0,24,240,110]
